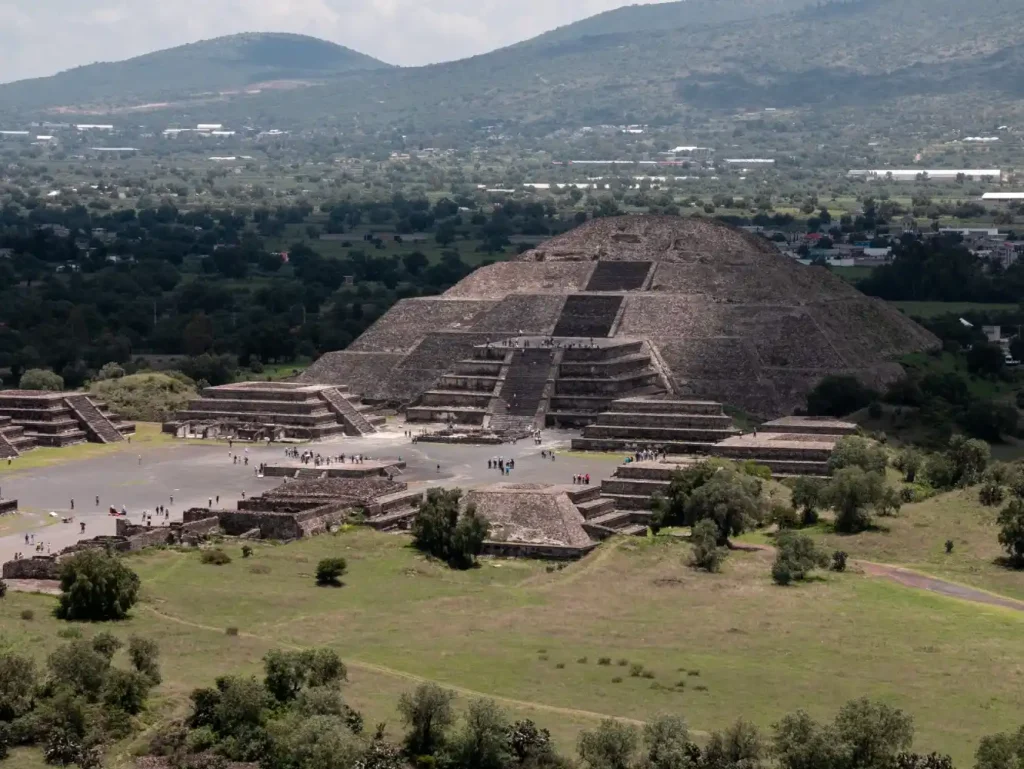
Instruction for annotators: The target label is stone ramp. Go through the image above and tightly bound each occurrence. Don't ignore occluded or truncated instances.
[585,261,652,292]
[319,388,377,436]
[64,394,124,443]
[552,295,623,338]
[501,349,554,418]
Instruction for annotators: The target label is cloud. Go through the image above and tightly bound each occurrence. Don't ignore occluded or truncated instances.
[0,0,661,82]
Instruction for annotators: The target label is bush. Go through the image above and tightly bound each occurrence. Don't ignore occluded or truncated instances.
[825,468,886,533]
[95,362,126,381]
[893,449,924,482]
[629,664,644,678]
[19,368,64,391]
[226,627,239,636]
[241,545,253,558]
[807,375,878,417]
[412,488,489,569]
[828,436,888,474]
[771,504,801,530]
[0,580,6,599]
[90,372,198,422]
[690,519,726,573]
[997,499,1024,567]
[20,609,33,620]
[316,557,347,586]
[979,481,1005,507]
[56,550,140,621]
[831,551,848,572]
[791,477,824,526]
[772,531,829,585]
[200,549,232,566]
[945,539,954,554]
[598,657,612,666]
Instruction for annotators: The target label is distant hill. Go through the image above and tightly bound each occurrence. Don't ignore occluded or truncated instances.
[521,0,817,46]
[0,33,390,111]
[2,0,1022,134]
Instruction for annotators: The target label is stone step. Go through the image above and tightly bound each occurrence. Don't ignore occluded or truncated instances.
[588,510,634,529]
[575,497,615,519]
[582,425,740,442]
[565,485,602,504]
[609,399,725,415]
[600,478,669,498]
[600,493,655,511]
[595,412,736,429]
[571,437,718,454]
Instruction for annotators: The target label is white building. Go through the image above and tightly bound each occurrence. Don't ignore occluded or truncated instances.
[849,169,1001,181]
[982,192,1024,201]
[76,124,114,131]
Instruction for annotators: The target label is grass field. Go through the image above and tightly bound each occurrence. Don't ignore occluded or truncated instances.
[0,423,175,475]
[3,531,1023,766]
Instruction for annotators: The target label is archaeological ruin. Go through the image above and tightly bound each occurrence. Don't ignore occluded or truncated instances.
[163,382,383,440]
[0,391,135,453]
[302,216,937,426]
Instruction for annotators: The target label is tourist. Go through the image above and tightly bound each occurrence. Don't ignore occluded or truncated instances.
[70,498,74,510]
[95,495,100,506]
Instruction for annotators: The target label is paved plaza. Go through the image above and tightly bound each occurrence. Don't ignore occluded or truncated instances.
[0,426,624,562]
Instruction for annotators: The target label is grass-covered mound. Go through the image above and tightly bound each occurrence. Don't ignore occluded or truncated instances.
[90,372,197,422]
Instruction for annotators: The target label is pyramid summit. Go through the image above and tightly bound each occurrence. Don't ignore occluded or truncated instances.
[302,215,937,420]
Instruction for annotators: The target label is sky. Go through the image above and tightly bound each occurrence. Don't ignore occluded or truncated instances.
[0,0,665,84]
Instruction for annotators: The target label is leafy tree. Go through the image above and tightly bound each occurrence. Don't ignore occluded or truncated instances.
[807,376,878,417]
[961,401,1018,443]
[316,557,348,586]
[101,668,151,716]
[412,488,489,569]
[19,368,64,391]
[772,532,829,585]
[684,468,764,545]
[263,649,347,703]
[128,636,161,686]
[975,725,1024,769]
[690,519,726,573]
[0,651,36,721]
[641,715,699,769]
[791,477,824,525]
[893,449,923,483]
[997,499,1024,567]
[90,632,122,661]
[979,481,1005,507]
[578,720,639,769]
[824,468,886,533]
[46,639,111,701]
[651,463,719,530]
[507,719,554,765]
[266,713,362,769]
[398,683,456,757]
[945,435,990,487]
[95,362,125,381]
[703,719,765,769]
[450,699,513,769]
[833,698,914,768]
[772,710,845,769]
[828,437,888,474]
[966,342,1005,377]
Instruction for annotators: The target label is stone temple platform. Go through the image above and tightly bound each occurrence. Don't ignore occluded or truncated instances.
[571,397,739,454]
[0,390,134,451]
[262,459,406,479]
[165,382,383,441]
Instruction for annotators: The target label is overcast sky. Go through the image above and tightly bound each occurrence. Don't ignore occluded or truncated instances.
[0,0,664,83]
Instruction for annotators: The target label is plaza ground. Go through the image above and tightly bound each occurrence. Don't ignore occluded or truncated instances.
[0,424,620,562]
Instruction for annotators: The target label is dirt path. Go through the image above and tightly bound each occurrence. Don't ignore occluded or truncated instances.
[859,561,1024,612]
[141,604,647,727]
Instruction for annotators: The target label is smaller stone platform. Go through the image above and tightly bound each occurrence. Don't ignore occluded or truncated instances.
[166,382,383,441]
[571,397,739,453]
[262,459,406,479]
[0,390,134,448]
[0,497,17,516]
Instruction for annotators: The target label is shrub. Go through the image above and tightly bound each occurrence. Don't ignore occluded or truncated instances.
[893,449,924,482]
[690,519,726,573]
[629,664,644,677]
[129,635,161,685]
[825,468,886,533]
[20,609,33,621]
[979,482,1005,507]
[791,477,824,526]
[19,368,63,391]
[807,375,878,417]
[641,670,655,679]
[832,551,848,572]
[56,549,139,621]
[0,580,6,599]
[772,531,829,585]
[771,504,801,530]
[315,557,347,586]
[577,657,588,664]
[611,677,623,684]
[945,539,954,554]
[555,663,565,669]
[617,659,628,667]
[241,545,253,558]
[687,670,700,677]
[95,362,126,381]
[597,657,612,666]
[226,627,239,636]
[412,488,489,569]
[249,564,271,575]
[997,499,1024,567]
[200,548,232,566]
[828,436,888,474]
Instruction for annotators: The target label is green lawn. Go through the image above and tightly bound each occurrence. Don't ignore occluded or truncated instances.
[3,531,1023,765]
[0,423,175,475]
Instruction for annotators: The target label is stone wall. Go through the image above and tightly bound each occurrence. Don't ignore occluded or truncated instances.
[2,555,61,580]
[183,505,350,540]
[0,498,17,516]
[481,540,597,561]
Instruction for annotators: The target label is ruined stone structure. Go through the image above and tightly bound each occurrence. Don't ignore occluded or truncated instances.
[0,391,135,450]
[572,397,740,453]
[164,382,383,440]
[0,497,17,516]
[302,216,936,419]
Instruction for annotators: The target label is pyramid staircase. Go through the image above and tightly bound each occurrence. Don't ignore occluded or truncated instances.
[0,416,34,457]
[0,391,134,448]
[319,388,378,436]
[64,394,125,443]
[406,345,508,426]
[572,398,740,454]
[567,484,648,538]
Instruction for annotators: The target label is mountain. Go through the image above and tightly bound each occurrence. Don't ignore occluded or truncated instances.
[2,0,1022,136]
[0,33,391,111]
[521,0,817,46]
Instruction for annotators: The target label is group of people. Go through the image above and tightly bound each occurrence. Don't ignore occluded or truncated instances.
[572,474,592,485]
[624,448,667,464]
[293,450,369,467]
[488,457,515,475]
[15,531,47,557]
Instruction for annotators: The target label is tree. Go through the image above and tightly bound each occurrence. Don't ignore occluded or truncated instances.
[507,720,554,765]
[19,368,64,391]
[652,463,719,530]
[264,649,347,703]
[791,477,824,525]
[772,532,829,585]
[128,636,161,686]
[95,362,126,381]
[0,651,36,721]
[47,639,111,701]
[703,719,765,769]
[833,698,914,768]
[398,683,456,757]
[828,437,888,474]
[267,714,362,769]
[997,499,1024,567]
[966,342,1005,377]
[772,711,845,769]
[684,467,764,545]
[807,376,878,417]
[412,488,489,569]
[450,699,513,769]
[578,720,638,769]
[641,715,699,769]
[55,549,140,621]
[946,435,990,487]
[316,557,348,586]
[690,519,726,573]
[893,449,923,483]
[101,668,151,715]
[824,468,886,533]
[975,725,1024,769]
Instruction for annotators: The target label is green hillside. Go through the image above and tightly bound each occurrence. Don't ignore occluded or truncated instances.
[0,32,391,111]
